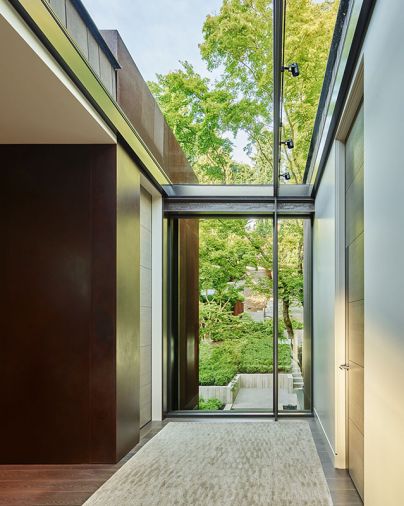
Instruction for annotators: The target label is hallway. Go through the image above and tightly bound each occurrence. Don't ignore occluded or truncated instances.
[2,0,404,503]
[0,419,361,505]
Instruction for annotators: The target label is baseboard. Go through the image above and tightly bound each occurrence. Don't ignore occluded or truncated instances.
[314,408,337,465]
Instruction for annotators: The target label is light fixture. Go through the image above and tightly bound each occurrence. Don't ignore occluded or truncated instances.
[281,62,300,77]
[280,139,294,149]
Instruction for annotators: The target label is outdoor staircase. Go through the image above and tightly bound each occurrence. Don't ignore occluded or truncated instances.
[291,359,304,390]
[247,310,265,322]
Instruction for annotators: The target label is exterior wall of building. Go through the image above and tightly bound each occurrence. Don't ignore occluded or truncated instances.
[313,145,337,455]
[101,29,197,184]
[46,0,118,97]
[362,0,404,503]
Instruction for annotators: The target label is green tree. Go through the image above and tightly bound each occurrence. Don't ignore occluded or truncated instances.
[148,63,234,183]
[199,219,253,298]
[282,0,338,180]
[200,0,274,181]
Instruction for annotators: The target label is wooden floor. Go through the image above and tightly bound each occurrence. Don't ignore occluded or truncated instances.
[0,418,362,505]
[308,419,362,505]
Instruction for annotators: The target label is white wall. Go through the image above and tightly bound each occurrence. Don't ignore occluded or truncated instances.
[151,194,163,421]
[139,188,153,428]
[139,174,163,422]
[363,0,404,503]
[313,145,336,455]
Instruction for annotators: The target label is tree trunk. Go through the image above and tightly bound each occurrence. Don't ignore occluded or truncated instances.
[283,298,299,363]
[282,298,294,339]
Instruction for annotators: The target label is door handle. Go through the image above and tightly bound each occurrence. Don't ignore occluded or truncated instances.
[339,364,350,370]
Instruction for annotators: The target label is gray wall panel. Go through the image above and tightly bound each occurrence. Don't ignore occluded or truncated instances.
[66,0,89,59]
[99,49,113,95]
[363,4,404,500]
[87,31,100,76]
[49,0,66,25]
[313,146,336,451]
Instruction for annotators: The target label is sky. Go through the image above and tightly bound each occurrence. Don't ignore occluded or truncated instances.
[81,0,222,82]
[81,0,251,163]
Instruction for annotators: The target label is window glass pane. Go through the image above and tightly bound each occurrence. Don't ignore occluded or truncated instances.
[278,218,311,412]
[197,218,274,412]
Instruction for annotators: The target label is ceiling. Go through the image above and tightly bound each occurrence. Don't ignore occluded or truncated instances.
[0,4,116,144]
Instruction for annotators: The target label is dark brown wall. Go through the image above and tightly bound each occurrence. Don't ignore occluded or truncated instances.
[101,30,198,184]
[178,219,199,410]
[0,144,140,463]
[116,146,140,458]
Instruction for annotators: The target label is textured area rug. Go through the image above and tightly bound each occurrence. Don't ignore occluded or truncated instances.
[84,422,332,506]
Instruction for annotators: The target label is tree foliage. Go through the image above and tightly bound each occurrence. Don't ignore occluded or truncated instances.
[282,0,338,179]
[150,0,337,184]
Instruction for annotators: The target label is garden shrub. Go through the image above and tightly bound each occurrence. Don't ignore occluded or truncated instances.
[198,398,224,410]
[199,301,292,385]
[238,335,273,373]
[199,340,240,385]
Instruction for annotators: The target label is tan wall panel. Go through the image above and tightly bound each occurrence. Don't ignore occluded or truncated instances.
[345,106,364,190]
[348,300,364,367]
[345,168,364,247]
[349,421,364,498]
[348,233,364,303]
[348,365,364,433]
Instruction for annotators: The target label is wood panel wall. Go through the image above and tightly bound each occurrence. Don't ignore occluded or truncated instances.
[178,219,199,410]
[0,144,140,464]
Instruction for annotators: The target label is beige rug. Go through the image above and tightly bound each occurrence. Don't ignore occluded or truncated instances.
[84,422,333,505]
